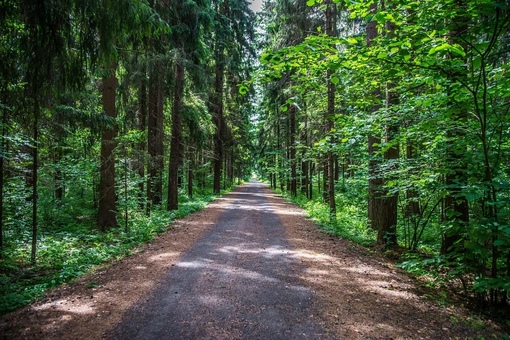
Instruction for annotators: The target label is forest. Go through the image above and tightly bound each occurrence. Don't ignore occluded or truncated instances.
[255,0,510,312]
[1,0,509,318]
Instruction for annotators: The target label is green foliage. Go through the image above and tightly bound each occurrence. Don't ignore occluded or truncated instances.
[280,178,376,247]
[0,190,219,315]
[0,0,255,316]
[257,0,510,309]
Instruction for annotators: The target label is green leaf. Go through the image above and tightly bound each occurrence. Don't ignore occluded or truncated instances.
[306,0,315,6]
[331,76,340,85]
[238,85,249,95]
[377,52,388,59]
[429,43,450,55]
[448,44,466,57]
[472,56,482,69]
[494,239,505,247]
[428,43,466,57]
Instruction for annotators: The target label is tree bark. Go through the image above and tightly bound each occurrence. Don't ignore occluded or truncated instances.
[309,162,314,200]
[188,148,194,199]
[366,3,386,238]
[168,62,185,210]
[138,72,148,211]
[97,63,118,231]
[212,55,224,195]
[301,113,309,197]
[441,0,469,254]
[31,98,39,262]
[147,60,164,207]
[405,145,420,219]
[0,103,6,252]
[379,81,399,246]
[229,148,234,186]
[325,0,337,221]
[290,105,297,197]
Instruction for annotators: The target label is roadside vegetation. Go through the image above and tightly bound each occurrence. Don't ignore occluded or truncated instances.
[255,0,510,318]
[0,0,254,315]
[0,189,228,315]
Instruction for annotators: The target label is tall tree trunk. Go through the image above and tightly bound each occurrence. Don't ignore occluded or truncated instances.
[198,150,206,189]
[212,51,225,195]
[97,63,118,231]
[379,81,399,246]
[138,72,148,211]
[290,105,297,197]
[405,144,421,249]
[301,113,309,197]
[0,103,6,252]
[168,62,185,210]
[31,98,39,262]
[229,148,234,186]
[366,3,386,238]
[441,1,469,254]
[147,60,164,207]
[325,0,337,222]
[334,156,339,182]
[376,12,400,247]
[277,117,284,192]
[322,158,328,201]
[301,160,309,197]
[237,161,242,185]
[309,162,314,200]
[318,161,322,195]
[223,151,228,190]
[188,148,194,199]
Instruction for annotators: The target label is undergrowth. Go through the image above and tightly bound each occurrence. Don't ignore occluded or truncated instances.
[271,180,510,331]
[0,190,221,315]
[274,180,376,247]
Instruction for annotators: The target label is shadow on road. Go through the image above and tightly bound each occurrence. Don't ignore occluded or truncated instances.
[110,181,334,340]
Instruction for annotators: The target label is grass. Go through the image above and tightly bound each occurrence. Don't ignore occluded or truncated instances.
[0,189,223,315]
[274,180,376,247]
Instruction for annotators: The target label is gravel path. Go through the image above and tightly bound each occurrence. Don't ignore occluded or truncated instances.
[1,181,506,339]
[109,181,333,339]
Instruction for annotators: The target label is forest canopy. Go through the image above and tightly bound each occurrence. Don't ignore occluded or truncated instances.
[1,0,509,314]
[254,0,510,308]
[0,0,256,313]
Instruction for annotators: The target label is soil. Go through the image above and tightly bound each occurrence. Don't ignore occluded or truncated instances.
[0,181,507,339]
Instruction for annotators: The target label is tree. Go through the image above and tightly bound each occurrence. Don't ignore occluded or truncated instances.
[440,0,470,255]
[90,0,156,228]
[325,0,337,222]
[167,0,211,210]
[22,0,74,260]
[147,56,165,208]
[365,2,388,246]
[97,61,119,230]
[168,61,185,210]
[210,0,256,194]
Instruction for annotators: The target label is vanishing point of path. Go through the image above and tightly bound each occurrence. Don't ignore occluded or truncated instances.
[110,181,333,339]
[1,181,507,339]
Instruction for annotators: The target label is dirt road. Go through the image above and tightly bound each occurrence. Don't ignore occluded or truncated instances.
[110,181,332,339]
[1,181,506,339]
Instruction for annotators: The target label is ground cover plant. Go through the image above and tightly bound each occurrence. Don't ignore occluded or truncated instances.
[0,188,223,315]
